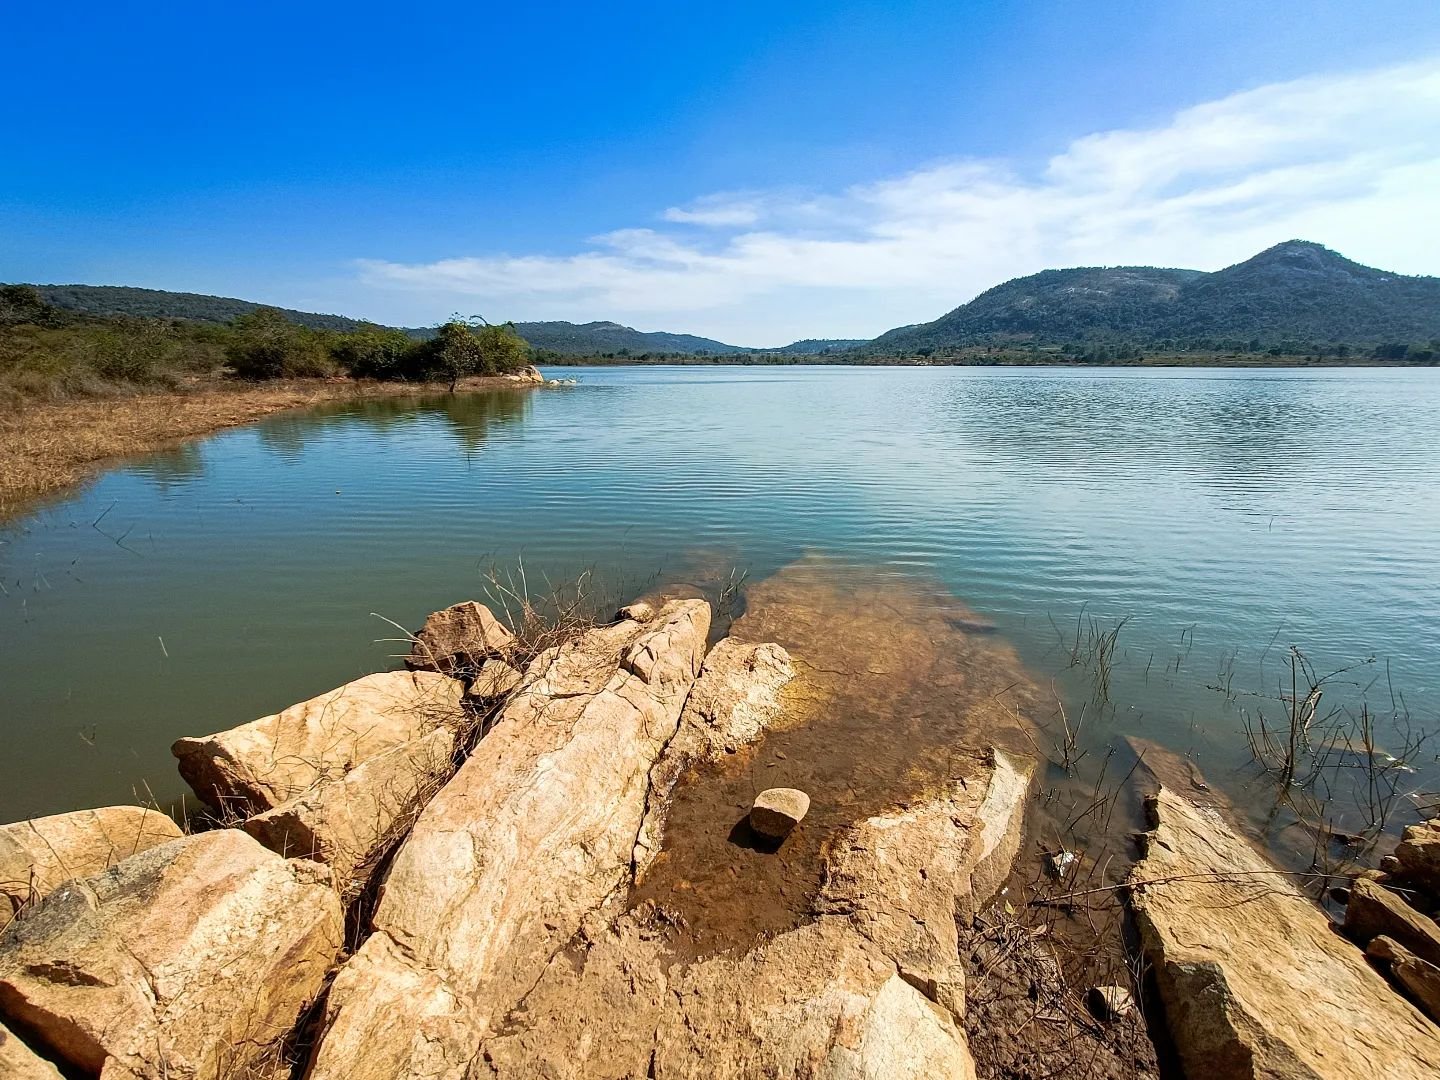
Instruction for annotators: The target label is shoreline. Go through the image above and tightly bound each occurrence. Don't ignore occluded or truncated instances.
[0,372,543,521]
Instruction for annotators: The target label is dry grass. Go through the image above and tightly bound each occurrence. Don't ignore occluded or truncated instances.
[0,374,538,519]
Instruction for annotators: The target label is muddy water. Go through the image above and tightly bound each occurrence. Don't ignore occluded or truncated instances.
[630,558,1042,958]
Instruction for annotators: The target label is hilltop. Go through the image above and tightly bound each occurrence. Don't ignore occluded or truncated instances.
[869,241,1440,353]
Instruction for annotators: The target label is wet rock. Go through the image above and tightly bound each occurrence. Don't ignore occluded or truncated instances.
[0,829,342,1080]
[1345,877,1440,968]
[466,658,524,701]
[816,748,1035,1020]
[1,806,181,915]
[1395,818,1440,894]
[406,600,516,674]
[172,669,466,811]
[0,1021,63,1079]
[1369,936,1440,1023]
[306,600,710,1080]
[751,787,810,839]
[635,639,794,871]
[1087,985,1135,1021]
[1127,786,1440,1078]
[1045,849,1077,879]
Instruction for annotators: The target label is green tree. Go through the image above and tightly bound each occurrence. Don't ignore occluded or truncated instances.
[330,326,418,380]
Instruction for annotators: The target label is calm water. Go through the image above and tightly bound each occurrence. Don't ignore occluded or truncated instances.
[2,366,1438,823]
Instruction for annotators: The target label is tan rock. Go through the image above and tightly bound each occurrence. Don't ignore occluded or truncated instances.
[466,658,524,701]
[172,669,465,810]
[750,787,810,839]
[0,1021,64,1080]
[1127,786,1440,1078]
[1345,877,1440,968]
[407,601,516,674]
[633,639,793,872]
[0,829,342,1080]
[1369,936,1440,1024]
[243,726,457,889]
[306,600,710,1079]
[0,806,182,914]
[817,748,1034,1017]
[1394,818,1440,894]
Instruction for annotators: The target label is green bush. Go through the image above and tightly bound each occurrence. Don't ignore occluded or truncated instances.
[226,308,336,380]
[330,327,419,380]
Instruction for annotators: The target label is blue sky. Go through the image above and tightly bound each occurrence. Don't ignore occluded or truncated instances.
[4,1,1440,345]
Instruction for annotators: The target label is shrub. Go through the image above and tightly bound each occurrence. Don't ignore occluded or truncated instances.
[330,327,420,380]
[226,308,335,380]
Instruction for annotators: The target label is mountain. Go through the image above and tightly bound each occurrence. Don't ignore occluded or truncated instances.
[870,242,1440,352]
[509,320,745,355]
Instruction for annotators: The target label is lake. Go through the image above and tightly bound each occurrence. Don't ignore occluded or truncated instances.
[2,365,1438,839]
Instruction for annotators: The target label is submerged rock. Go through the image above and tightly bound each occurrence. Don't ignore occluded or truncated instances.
[406,600,516,675]
[0,805,182,916]
[306,599,710,1080]
[1127,786,1440,1078]
[634,639,794,872]
[0,829,342,1080]
[751,787,811,840]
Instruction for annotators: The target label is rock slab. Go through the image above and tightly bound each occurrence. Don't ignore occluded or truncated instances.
[1,806,182,917]
[1369,936,1440,1024]
[1127,786,1440,1079]
[0,829,342,1080]
[0,1020,63,1079]
[1345,876,1440,968]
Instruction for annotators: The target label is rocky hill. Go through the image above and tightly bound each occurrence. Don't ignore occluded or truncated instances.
[870,241,1440,352]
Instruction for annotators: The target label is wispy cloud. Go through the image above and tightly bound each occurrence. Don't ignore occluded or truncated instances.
[357,58,1440,345]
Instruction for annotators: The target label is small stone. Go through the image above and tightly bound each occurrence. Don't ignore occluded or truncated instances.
[750,788,810,840]
[1380,855,1402,874]
[407,601,515,675]
[617,602,656,623]
[467,659,523,701]
[1087,985,1135,1021]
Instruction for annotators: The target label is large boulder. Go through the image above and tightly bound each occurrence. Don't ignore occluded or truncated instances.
[0,829,342,1080]
[172,670,465,811]
[306,600,710,1080]
[0,1021,63,1079]
[406,601,516,675]
[1127,786,1440,1078]
[1,806,182,916]
[172,671,465,887]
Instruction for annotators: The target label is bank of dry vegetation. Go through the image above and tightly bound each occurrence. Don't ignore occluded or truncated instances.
[0,286,540,515]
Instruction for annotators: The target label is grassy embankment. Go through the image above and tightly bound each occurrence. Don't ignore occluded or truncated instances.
[0,288,536,517]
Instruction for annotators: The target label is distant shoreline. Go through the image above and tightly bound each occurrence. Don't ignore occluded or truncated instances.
[537,354,1440,369]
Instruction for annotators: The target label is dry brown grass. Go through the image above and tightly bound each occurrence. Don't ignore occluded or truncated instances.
[0,375,537,519]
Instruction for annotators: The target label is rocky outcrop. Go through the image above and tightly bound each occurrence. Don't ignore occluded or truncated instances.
[469,745,1029,1078]
[172,671,465,887]
[1127,786,1440,1078]
[633,638,793,872]
[0,1021,63,1080]
[406,601,516,675]
[0,829,342,1080]
[306,599,710,1080]
[1,807,182,918]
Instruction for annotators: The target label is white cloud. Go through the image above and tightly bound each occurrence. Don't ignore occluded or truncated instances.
[356,58,1440,346]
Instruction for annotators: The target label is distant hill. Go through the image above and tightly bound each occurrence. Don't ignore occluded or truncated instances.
[511,320,746,355]
[869,242,1440,352]
[770,338,870,354]
[33,284,384,334]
